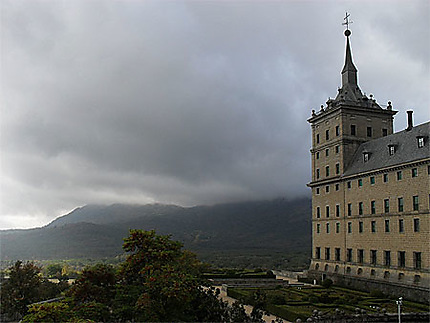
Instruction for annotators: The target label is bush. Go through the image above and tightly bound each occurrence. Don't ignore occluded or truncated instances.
[369,289,385,298]
[321,279,333,288]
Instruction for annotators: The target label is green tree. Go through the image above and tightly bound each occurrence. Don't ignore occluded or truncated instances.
[0,261,42,320]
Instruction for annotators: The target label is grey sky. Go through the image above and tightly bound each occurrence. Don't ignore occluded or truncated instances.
[1,1,429,229]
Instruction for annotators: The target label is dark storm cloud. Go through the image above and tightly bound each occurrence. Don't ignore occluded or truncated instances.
[1,1,429,228]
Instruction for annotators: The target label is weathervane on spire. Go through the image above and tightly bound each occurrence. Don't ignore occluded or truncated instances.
[342,12,353,37]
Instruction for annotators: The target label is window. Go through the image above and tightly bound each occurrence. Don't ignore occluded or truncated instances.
[384,251,391,267]
[347,181,351,189]
[347,222,352,233]
[417,136,424,148]
[316,207,321,218]
[358,249,364,263]
[325,185,330,193]
[326,206,330,218]
[347,249,353,262]
[335,184,339,191]
[384,199,390,213]
[316,187,320,195]
[397,171,402,181]
[359,221,363,233]
[371,250,377,265]
[383,174,388,183]
[315,247,321,259]
[336,222,340,233]
[325,247,330,260]
[325,166,330,177]
[389,145,395,155]
[413,196,419,211]
[316,223,321,233]
[325,148,329,157]
[316,152,320,160]
[412,168,418,177]
[363,152,369,162]
[371,220,376,233]
[326,129,329,140]
[371,201,376,214]
[316,169,320,179]
[382,128,388,136]
[335,145,339,154]
[316,134,320,144]
[414,252,422,269]
[370,176,375,185]
[398,251,406,268]
[367,126,372,137]
[347,203,352,216]
[358,202,363,215]
[398,197,404,212]
[351,125,356,136]
[335,248,341,261]
[336,163,340,174]
[358,179,362,187]
[414,218,420,232]
[326,222,330,233]
[385,219,390,232]
[399,219,404,233]
[336,204,340,217]
[335,125,340,136]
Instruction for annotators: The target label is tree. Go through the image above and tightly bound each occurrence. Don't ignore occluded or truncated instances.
[0,261,42,320]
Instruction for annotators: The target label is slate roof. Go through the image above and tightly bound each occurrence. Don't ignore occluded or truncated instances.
[343,122,430,176]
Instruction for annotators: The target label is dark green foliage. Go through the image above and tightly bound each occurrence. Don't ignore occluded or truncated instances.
[369,289,385,298]
[321,278,333,288]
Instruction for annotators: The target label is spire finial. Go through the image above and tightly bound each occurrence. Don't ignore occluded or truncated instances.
[342,12,353,37]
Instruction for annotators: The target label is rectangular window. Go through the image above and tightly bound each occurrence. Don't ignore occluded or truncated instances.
[325,148,329,157]
[316,152,320,160]
[398,251,406,268]
[326,166,330,177]
[383,174,388,183]
[325,185,330,193]
[335,125,340,136]
[389,145,395,155]
[326,129,329,140]
[417,137,424,148]
[371,220,376,233]
[316,169,320,179]
[316,247,321,259]
[370,176,375,185]
[335,248,341,261]
[336,204,340,217]
[316,187,320,195]
[371,201,376,214]
[335,145,339,154]
[371,250,377,265]
[414,218,420,232]
[414,252,422,269]
[336,222,340,233]
[359,202,363,215]
[413,196,419,211]
[347,203,352,216]
[336,163,340,174]
[325,247,330,260]
[316,207,321,218]
[347,248,353,262]
[335,184,339,191]
[385,219,390,232]
[382,128,388,136]
[384,250,391,267]
[412,168,418,177]
[399,219,404,233]
[358,249,364,263]
[384,199,390,213]
[359,221,363,233]
[316,223,320,233]
[347,222,352,233]
[351,125,356,136]
[398,197,404,212]
[316,134,320,144]
[397,171,402,181]
[358,179,362,187]
[326,206,330,218]
[326,222,330,233]
[347,181,351,189]
[367,126,372,137]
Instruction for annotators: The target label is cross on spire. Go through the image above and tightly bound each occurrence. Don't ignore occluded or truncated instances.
[342,12,353,37]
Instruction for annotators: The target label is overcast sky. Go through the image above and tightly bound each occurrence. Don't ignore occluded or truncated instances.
[1,1,429,229]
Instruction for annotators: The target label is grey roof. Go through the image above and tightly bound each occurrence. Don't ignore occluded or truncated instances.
[343,122,430,176]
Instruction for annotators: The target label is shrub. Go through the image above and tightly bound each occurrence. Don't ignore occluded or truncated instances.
[369,289,385,298]
[321,279,333,288]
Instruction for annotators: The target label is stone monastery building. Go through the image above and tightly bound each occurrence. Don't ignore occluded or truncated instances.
[307,25,429,301]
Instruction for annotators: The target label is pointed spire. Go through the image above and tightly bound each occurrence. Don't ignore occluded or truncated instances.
[341,30,358,87]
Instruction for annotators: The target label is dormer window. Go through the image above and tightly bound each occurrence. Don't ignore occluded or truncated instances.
[417,136,424,148]
[363,152,370,162]
[388,144,396,156]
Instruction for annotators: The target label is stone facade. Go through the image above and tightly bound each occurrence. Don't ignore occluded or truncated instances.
[307,29,429,301]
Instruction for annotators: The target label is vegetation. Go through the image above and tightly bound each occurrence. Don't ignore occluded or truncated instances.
[5,230,263,322]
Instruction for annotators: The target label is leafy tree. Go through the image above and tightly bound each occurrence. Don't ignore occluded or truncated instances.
[45,263,63,279]
[0,261,42,320]
[22,302,73,322]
